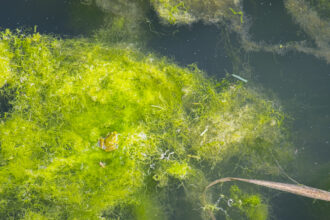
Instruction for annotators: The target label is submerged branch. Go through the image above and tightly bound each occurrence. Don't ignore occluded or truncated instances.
[203,177,330,219]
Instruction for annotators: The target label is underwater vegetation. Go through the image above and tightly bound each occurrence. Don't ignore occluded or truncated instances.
[242,0,330,63]
[150,0,244,33]
[203,177,330,220]
[90,0,150,44]
[150,0,242,25]
[283,0,330,62]
[149,0,330,64]
[306,0,330,21]
[0,28,294,219]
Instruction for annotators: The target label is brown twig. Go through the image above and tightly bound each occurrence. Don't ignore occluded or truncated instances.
[202,177,330,219]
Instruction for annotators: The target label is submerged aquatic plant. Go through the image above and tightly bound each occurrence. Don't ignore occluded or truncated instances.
[150,0,243,31]
[203,177,330,220]
[306,0,330,21]
[283,0,330,62]
[92,0,150,44]
[240,0,330,63]
[150,0,243,27]
[242,0,330,63]
[0,29,292,219]
[150,0,330,67]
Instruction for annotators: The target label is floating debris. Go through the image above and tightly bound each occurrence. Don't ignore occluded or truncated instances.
[99,161,106,168]
[150,105,164,109]
[232,74,248,83]
[200,127,209,136]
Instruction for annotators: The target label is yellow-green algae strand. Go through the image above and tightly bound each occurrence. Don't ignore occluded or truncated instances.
[0,30,291,219]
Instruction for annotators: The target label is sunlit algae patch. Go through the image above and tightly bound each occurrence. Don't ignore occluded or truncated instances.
[0,30,291,219]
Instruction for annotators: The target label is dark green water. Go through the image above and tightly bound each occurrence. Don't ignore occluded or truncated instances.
[1,0,329,219]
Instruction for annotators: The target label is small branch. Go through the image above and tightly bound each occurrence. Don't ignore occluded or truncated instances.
[202,177,330,219]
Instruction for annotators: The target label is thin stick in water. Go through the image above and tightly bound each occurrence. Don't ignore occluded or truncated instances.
[203,177,330,220]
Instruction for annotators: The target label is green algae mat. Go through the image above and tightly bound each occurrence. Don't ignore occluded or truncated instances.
[0,29,292,219]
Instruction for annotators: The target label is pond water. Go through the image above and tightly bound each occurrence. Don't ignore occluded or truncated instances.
[1,0,329,219]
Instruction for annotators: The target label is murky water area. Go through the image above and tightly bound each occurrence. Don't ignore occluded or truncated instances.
[0,0,329,219]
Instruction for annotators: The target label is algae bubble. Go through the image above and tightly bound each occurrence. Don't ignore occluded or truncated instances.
[0,27,292,219]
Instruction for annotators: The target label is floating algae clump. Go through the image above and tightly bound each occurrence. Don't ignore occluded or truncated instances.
[283,0,330,63]
[150,0,243,27]
[92,0,149,43]
[0,29,291,219]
